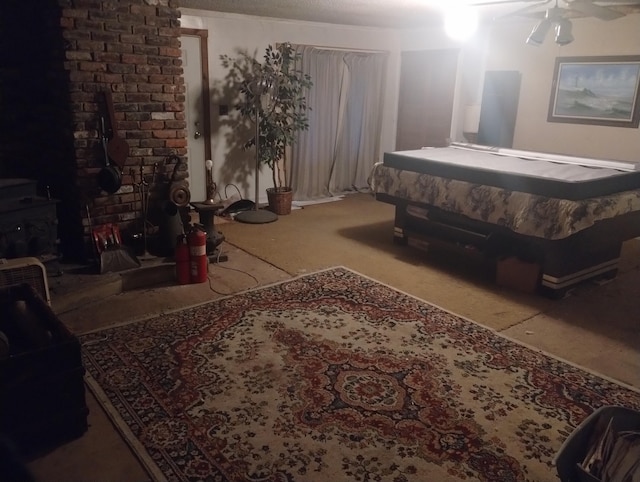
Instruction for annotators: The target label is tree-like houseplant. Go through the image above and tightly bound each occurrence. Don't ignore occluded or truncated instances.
[221,42,312,216]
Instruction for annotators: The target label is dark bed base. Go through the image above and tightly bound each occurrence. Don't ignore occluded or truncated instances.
[377,193,640,298]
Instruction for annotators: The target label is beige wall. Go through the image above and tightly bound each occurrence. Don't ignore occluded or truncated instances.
[180,7,640,188]
[180,9,403,202]
[484,14,640,162]
[399,13,640,163]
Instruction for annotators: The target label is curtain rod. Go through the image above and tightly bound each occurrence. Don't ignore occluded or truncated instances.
[290,43,388,54]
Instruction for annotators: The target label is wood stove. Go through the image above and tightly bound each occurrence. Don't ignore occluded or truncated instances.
[0,179,59,268]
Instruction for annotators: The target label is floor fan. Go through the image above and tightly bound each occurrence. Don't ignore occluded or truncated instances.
[235,77,278,224]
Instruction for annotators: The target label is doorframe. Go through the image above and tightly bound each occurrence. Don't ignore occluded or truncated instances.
[180,28,212,163]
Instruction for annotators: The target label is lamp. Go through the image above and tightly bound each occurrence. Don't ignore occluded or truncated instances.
[554,18,574,45]
[443,5,478,41]
[526,18,552,46]
[526,0,574,46]
[235,76,278,224]
[202,159,217,205]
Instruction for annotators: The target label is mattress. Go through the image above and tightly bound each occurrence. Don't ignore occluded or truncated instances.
[368,162,640,240]
[383,143,640,200]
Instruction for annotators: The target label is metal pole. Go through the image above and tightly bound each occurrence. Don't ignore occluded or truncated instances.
[254,106,260,211]
[234,82,278,223]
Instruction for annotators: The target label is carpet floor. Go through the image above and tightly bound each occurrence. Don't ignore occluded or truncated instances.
[80,267,640,482]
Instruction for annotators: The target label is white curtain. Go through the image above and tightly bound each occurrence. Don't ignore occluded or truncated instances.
[291,46,388,201]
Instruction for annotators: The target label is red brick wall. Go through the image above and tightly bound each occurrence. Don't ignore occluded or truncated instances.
[60,0,187,256]
[0,0,188,261]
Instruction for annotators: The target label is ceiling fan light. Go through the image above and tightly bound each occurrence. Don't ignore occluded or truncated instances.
[554,18,574,45]
[443,6,478,41]
[526,19,552,46]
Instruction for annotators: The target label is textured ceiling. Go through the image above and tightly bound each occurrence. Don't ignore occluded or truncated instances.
[179,0,640,28]
[180,0,640,28]
[178,0,515,29]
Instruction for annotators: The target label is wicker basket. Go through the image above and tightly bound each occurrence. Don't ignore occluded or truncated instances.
[267,188,293,215]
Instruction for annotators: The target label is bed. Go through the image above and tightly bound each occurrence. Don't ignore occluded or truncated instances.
[369,142,640,297]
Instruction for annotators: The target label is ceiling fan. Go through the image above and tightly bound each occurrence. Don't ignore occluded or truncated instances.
[472,0,640,19]
[470,0,640,45]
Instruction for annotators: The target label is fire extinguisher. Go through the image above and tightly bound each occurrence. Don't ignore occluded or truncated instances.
[175,234,190,285]
[187,225,208,284]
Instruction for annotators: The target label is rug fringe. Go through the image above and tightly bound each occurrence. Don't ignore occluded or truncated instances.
[83,371,168,482]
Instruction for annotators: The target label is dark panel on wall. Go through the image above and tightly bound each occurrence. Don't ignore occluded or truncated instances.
[477,70,521,148]
[396,49,459,150]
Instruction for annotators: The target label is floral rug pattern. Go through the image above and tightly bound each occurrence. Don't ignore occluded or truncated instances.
[81,267,640,481]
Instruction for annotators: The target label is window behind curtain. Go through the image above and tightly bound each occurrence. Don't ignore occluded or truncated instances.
[291,45,389,201]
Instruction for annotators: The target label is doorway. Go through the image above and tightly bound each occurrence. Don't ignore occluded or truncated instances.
[396,49,459,150]
[180,28,212,203]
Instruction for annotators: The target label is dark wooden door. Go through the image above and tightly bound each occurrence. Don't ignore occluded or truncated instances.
[396,49,459,150]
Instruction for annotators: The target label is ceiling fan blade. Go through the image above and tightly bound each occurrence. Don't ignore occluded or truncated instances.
[498,1,554,19]
[469,0,547,5]
[587,0,640,3]
[566,0,626,19]
[468,0,556,22]
[511,10,548,17]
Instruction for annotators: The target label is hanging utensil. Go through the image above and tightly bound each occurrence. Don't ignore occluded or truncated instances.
[166,155,191,207]
[97,116,122,194]
[169,183,191,207]
[103,90,129,171]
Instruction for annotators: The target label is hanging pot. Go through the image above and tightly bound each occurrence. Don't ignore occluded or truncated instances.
[165,155,190,207]
[169,182,191,207]
[98,116,122,194]
[103,90,129,171]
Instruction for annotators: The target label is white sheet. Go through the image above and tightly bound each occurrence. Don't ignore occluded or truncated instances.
[388,144,638,182]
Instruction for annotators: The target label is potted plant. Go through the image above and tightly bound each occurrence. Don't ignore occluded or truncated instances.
[221,42,313,215]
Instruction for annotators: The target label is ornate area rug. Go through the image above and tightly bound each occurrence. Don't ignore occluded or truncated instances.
[80,267,640,482]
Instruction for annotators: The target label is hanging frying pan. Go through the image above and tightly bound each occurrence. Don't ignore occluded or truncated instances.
[103,90,129,171]
[98,116,122,194]
[169,182,191,207]
[167,155,191,207]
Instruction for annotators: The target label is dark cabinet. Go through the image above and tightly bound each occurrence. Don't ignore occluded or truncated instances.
[477,71,521,148]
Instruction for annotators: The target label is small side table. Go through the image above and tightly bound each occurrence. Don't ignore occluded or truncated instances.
[190,201,228,262]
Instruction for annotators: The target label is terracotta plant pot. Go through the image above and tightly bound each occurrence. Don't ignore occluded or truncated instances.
[267,188,293,215]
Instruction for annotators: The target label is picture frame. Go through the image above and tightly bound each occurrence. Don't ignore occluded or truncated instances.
[548,55,640,128]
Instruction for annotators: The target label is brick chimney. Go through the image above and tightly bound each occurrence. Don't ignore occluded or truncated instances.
[0,0,187,261]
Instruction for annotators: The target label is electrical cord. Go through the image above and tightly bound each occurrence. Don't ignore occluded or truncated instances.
[224,183,242,200]
[205,240,260,295]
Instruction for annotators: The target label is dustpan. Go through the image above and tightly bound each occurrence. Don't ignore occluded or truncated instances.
[92,223,141,274]
[99,245,141,274]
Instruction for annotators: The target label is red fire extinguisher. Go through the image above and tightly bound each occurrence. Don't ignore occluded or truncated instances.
[175,234,190,285]
[187,225,208,284]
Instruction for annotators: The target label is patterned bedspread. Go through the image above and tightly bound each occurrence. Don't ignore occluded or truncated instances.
[369,163,640,240]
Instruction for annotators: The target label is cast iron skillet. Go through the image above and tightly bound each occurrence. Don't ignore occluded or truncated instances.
[98,116,122,194]
[103,90,129,171]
